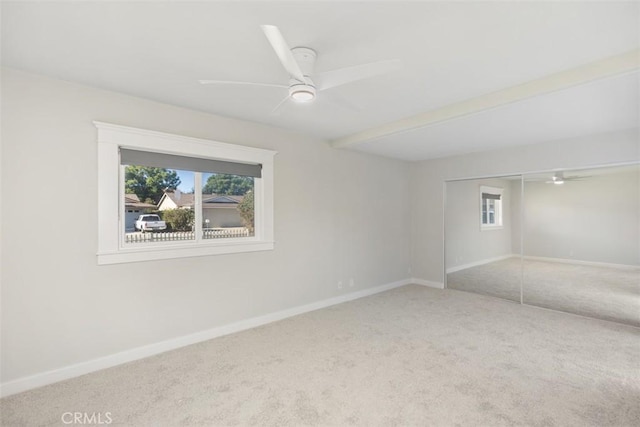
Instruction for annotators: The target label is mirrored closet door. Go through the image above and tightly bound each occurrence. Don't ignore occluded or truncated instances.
[445,164,639,327]
[445,176,522,303]
[522,164,640,327]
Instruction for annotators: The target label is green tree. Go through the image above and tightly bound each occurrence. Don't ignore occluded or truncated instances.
[125,166,180,204]
[161,208,194,232]
[237,190,254,232]
[203,174,253,195]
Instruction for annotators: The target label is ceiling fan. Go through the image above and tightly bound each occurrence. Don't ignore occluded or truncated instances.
[199,25,401,112]
[545,171,590,185]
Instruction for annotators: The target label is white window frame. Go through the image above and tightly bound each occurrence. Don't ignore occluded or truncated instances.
[479,185,503,231]
[96,122,276,265]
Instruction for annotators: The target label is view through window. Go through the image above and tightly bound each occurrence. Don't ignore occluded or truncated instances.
[122,158,256,245]
[201,172,254,240]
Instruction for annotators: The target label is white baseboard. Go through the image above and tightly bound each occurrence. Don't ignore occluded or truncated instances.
[446,254,517,274]
[0,278,412,398]
[523,255,639,271]
[412,278,445,289]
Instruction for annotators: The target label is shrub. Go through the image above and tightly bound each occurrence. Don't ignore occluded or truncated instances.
[237,190,254,232]
[161,208,194,232]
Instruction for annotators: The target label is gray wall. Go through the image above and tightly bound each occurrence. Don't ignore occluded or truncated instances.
[2,66,639,386]
[522,168,640,266]
[1,68,412,383]
[445,178,515,270]
[411,129,640,284]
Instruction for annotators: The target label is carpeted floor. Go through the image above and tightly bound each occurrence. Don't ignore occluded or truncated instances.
[447,257,640,327]
[1,285,639,426]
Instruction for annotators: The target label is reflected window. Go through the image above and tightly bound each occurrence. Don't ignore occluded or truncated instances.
[480,186,503,229]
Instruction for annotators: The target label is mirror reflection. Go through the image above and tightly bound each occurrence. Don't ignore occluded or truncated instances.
[522,165,640,327]
[444,164,640,327]
[445,176,522,302]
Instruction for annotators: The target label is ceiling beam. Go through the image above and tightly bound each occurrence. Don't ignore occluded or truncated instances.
[330,49,640,149]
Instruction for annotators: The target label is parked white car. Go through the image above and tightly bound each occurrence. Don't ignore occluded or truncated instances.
[135,214,167,232]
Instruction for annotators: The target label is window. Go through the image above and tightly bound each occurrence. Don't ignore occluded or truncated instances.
[96,122,276,265]
[480,186,503,230]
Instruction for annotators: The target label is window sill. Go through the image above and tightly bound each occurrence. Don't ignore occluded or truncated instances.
[480,225,503,231]
[97,240,275,265]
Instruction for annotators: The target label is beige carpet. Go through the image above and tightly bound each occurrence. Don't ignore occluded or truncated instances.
[1,285,639,426]
[447,258,640,327]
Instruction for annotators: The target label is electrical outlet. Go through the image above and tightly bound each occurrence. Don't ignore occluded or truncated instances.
[349,278,355,287]
[338,281,343,290]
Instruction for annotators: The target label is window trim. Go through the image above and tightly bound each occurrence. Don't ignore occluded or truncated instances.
[96,122,276,265]
[479,185,503,231]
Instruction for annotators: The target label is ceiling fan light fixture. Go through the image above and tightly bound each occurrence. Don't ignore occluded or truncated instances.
[289,84,316,102]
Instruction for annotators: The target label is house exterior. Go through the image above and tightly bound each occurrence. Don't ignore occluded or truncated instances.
[124,194,156,231]
[157,190,246,228]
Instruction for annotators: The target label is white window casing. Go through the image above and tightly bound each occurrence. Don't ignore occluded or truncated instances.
[479,185,503,230]
[96,122,276,265]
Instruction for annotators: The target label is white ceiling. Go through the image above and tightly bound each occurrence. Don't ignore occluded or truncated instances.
[2,1,638,161]
[356,71,639,160]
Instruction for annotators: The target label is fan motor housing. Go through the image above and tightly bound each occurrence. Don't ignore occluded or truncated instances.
[289,83,316,102]
[291,47,317,76]
[288,47,317,102]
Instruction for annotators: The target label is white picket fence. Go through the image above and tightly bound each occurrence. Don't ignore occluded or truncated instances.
[125,227,252,244]
[203,228,252,239]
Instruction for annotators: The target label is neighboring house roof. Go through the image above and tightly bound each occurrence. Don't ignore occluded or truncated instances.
[124,194,156,209]
[158,191,244,209]
[160,192,195,207]
[204,195,243,204]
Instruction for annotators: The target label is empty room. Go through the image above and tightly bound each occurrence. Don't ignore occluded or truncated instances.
[1,1,638,426]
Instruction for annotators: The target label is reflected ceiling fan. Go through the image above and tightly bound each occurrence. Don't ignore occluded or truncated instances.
[199,25,401,113]
[545,171,591,185]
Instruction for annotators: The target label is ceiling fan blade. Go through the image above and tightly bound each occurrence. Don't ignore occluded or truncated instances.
[260,25,306,83]
[316,59,401,91]
[566,176,590,181]
[199,80,287,89]
[270,95,291,115]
